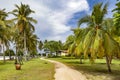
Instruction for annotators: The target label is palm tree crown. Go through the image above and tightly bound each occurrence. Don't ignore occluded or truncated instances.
[76,3,120,72]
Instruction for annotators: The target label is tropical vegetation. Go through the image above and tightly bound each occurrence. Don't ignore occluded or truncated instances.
[11,3,37,62]
[0,1,120,80]
[65,2,120,72]
[43,40,63,57]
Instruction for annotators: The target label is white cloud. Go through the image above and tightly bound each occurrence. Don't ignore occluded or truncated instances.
[0,0,89,42]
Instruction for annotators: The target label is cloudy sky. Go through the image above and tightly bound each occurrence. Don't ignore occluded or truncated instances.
[0,0,117,42]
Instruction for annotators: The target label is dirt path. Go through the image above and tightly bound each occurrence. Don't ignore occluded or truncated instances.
[41,58,87,80]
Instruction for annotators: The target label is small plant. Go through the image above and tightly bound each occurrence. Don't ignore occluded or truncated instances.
[14,59,21,70]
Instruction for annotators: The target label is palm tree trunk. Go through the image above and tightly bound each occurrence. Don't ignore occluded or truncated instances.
[15,43,18,64]
[27,48,30,60]
[3,44,5,63]
[7,47,11,60]
[109,56,113,64]
[80,56,82,64]
[9,51,11,60]
[9,50,12,60]
[106,55,112,72]
[24,30,27,61]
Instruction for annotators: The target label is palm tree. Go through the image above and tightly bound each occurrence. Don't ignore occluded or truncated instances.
[0,9,12,63]
[67,28,89,63]
[12,29,22,63]
[78,3,120,72]
[12,3,37,61]
[112,1,120,45]
[26,32,38,56]
[64,35,75,50]
[38,41,43,51]
[112,1,120,36]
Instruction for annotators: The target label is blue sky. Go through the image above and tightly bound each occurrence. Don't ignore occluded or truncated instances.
[0,0,117,42]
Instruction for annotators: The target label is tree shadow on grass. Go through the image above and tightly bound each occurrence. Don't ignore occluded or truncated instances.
[64,61,120,80]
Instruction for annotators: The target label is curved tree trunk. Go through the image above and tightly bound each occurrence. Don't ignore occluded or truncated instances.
[106,55,112,72]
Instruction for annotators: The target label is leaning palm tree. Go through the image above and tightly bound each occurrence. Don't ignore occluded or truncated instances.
[68,28,87,64]
[112,1,120,36]
[12,3,37,61]
[64,35,75,50]
[78,3,120,72]
[112,1,120,45]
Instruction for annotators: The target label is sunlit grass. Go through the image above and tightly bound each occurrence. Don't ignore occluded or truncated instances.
[0,58,54,80]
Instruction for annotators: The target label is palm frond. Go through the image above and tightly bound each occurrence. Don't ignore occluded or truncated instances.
[78,15,91,27]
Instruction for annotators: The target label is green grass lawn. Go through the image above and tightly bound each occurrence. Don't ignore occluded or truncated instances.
[0,58,54,80]
[50,57,120,80]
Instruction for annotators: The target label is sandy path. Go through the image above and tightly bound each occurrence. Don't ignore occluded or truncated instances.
[41,58,87,80]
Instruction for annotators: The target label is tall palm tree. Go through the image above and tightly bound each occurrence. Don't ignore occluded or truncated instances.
[12,3,37,61]
[0,9,12,63]
[78,3,120,72]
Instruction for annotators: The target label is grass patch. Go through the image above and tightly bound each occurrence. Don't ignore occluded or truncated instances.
[50,58,120,80]
[0,58,54,80]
